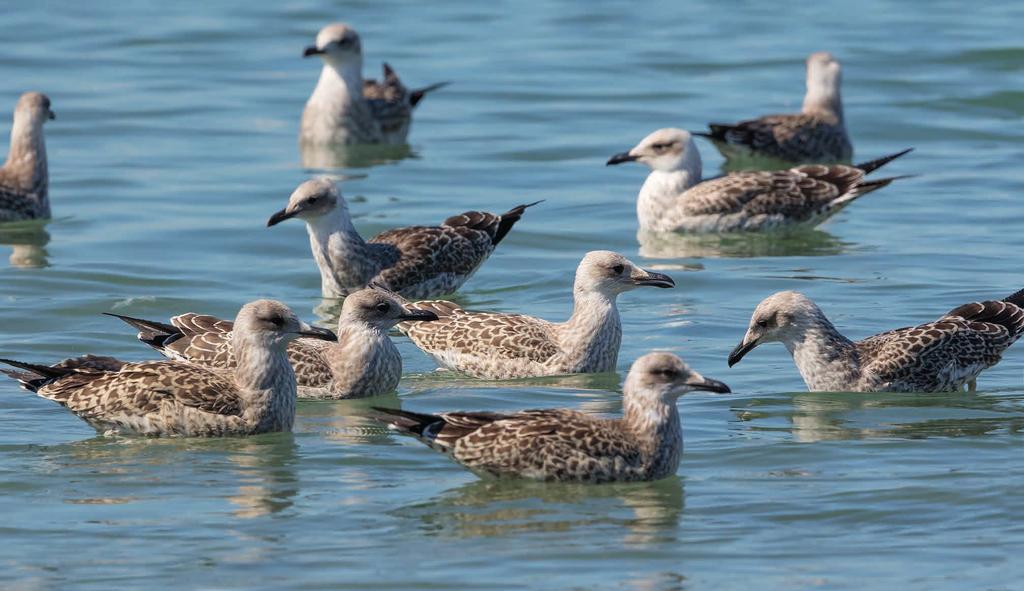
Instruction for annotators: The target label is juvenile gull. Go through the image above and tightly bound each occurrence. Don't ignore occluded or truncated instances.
[0,92,55,222]
[0,300,335,436]
[607,128,910,233]
[268,178,538,299]
[728,290,1024,392]
[106,288,437,400]
[371,352,730,483]
[696,52,852,164]
[398,250,675,379]
[300,22,449,146]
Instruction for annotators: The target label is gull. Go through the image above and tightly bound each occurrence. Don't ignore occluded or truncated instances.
[397,250,675,379]
[106,287,437,400]
[300,22,449,146]
[370,351,730,483]
[0,300,336,436]
[696,52,852,164]
[0,92,55,222]
[728,290,1024,392]
[268,177,538,299]
[607,128,910,233]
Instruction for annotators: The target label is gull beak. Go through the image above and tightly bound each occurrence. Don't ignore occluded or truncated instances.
[685,375,732,394]
[727,338,758,367]
[296,322,337,342]
[606,151,639,166]
[631,268,675,288]
[48,110,56,120]
[267,207,298,227]
[303,46,325,57]
[398,308,439,322]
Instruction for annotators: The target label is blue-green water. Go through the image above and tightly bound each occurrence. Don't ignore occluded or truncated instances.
[2,1,1023,589]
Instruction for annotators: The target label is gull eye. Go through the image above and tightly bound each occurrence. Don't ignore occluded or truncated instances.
[612,264,624,274]
[375,302,390,313]
[756,319,768,328]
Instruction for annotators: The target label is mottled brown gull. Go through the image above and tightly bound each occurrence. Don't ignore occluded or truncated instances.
[300,23,449,146]
[106,287,437,400]
[397,250,675,379]
[607,128,910,233]
[268,177,538,299]
[370,352,730,483]
[695,52,853,164]
[728,290,1024,392]
[0,300,335,436]
[0,92,55,222]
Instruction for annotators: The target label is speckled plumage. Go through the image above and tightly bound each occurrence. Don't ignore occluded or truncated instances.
[608,128,910,233]
[398,251,675,379]
[0,300,335,436]
[0,92,54,222]
[268,178,537,299]
[729,290,1024,392]
[300,23,448,146]
[372,352,730,483]
[697,52,853,164]
[107,288,436,400]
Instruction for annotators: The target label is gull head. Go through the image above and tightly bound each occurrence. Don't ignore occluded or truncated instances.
[804,52,842,113]
[606,128,700,173]
[14,92,55,126]
[728,291,826,366]
[625,352,731,402]
[574,250,675,296]
[267,178,344,227]
[303,23,362,65]
[340,287,438,330]
[234,300,337,348]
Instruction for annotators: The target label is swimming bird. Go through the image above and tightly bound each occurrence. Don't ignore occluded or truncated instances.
[268,178,537,299]
[397,250,675,379]
[695,52,852,164]
[606,128,910,233]
[300,22,449,146]
[727,290,1024,392]
[0,92,54,222]
[0,300,336,436]
[106,288,437,400]
[371,352,730,483]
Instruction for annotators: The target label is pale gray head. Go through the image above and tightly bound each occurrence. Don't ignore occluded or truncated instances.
[303,23,363,65]
[267,177,345,227]
[233,299,336,347]
[13,92,55,126]
[728,291,827,366]
[340,287,438,330]
[606,128,701,173]
[625,352,731,402]
[574,250,675,296]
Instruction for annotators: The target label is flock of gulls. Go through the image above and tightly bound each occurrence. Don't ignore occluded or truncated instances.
[1,25,1022,485]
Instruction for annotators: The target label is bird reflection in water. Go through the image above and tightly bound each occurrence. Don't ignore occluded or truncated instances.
[300,142,414,170]
[637,227,849,260]
[0,220,49,268]
[223,434,300,518]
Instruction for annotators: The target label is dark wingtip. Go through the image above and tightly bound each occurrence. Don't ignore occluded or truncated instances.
[410,81,452,107]
[855,148,914,174]
[1004,288,1024,308]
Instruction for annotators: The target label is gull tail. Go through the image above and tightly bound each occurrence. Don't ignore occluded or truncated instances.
[691,124,734,141]
[370,406,442,437]
[494,200,543,245]
[1003,288,1024,308]
[103,312,182,350]
[855,148,914,175]
[0,358,75,392]
[410,81,451,107]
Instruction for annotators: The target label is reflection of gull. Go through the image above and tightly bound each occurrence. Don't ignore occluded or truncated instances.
[637,227,847,259]
[696,52,852,165]
[729,290,1024,392]
[300,142,413,170]
[0,220,49,268]
[0,92,54,222]
[225,437,300,519]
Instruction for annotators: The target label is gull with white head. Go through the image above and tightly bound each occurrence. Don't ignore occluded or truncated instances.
[1,92,55,222]
[728,289,1024,392]
[695,52,852,165]
[607,127,911,233]
[268,178,538,299]
[0,300,336,437]
[397,250,675,379]
[300,22,449,146]
[371,351,730,483]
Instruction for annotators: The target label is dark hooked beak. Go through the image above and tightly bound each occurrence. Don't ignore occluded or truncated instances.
[727,339,758,367]
[687,376,732,394]
[267,207,297,227]
[303,46,324,57]
[48,110,56,120]
[631,269,675,288]
[398,309,439,322]
[606,151,638,166]
[297,324,337,342]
